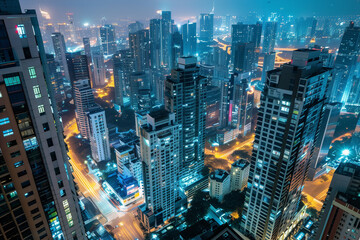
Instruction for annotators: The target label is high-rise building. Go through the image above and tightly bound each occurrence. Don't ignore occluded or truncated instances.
[51,32,70,81]
[88,107,111,162]
[73,79,96,139]
[149,18,161,69]
[0,2,85,239]
[233,42,256,73]
[46,53,66,109]
[129,29,150,71]
[138,109,180,229]
[66,51,91,87]
[209,169,231,202]
[199,13,214,63]
[91,52,106,87]
[100,24,117,55]
[307,102,341,180]
[66,12,76,42]
[333,21,360,104]
[128,21,144,34]
[231,22,262,69]
[160,11,172,69]
[261,52,276,83]
[262,22,277,53]
[113,50,134,106]
[182,22,197,57]
[171,31,183,68]
[129,71,149,110]
[219,76,234,128]
[206,85,221,129]
[316,192,360,240]
[241,49,331,240]
[230,159,250,192]
[315,161,360,239]
[164,57,207,180]
[83,37,91,58]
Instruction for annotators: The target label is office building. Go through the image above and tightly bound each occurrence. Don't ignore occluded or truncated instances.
[199,12,214,63]
[219,76,234,128]
[91,52,106,87]
[315,161,360,239]
[241,49,331,240]
[171,31,183,68]
[149,18,161,69]
[160,11,172,69]
[209,169,231,202]
[46,53,66,109]
[113,49,134,106]
[182,22,197,57]
[51,32,70,81]
[233,42,256,73]
[164,57,207,180]
[0,2,85,239]
[88,107,110,162]
[261,52,276,83]
[129,71,150,110]
[128,21,144,34]
[308,102,341,180]
[100,24,117,55]
[83,37,91,59]
[73,79,96,139]
[262,22,277,53]
[66,51,91,87]
[206,85,221,129]
[230,159,250,192]
[333,21,360,103]
[129,29,150,71]
[138,110,180,229]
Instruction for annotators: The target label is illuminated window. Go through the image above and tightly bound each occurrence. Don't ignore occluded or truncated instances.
[38,105,45,116]
[16,24,26,38]
[28,67,36,79]
[62,199,73,227]
[33,85,41,98]
[4,75,20,86]
[14,161,24,168]
[3,129,13,137]
[0,90,2,98]
[0,117,10,125]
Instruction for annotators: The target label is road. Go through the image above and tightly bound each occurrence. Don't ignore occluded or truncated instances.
[64,117,144,239]
[302,170,334,211]
[205,137,254,159]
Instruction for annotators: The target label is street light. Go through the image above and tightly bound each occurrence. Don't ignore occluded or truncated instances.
[342,149,350,156]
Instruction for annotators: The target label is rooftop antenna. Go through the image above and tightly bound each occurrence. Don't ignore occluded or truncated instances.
[210,0,215,14]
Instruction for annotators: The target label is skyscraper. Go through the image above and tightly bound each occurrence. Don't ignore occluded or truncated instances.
[171,31,183,68]
[241,49,331,240]
[262,22,277,53]
[92,52,106,87]
[100,24,117,55]
[149,18,161,69]
[73,79,96,139]
[333,21,360,103]
[88,107,111,162]
[261,52,276,83]
[164,57,207,180]
[138,109,180,229]
[219,76,234,128]
[0,2,85,239]
[113,49,134,106]
[199,13,214,63]
[182,22,197,57]
[233,42,256,73]
[160,11,172,69]
[315,161,360,239]
[66,51,91,87]
[46,53,66,109]
[129,71,149,110]
[52,32,70,81]
[129,29,150,71]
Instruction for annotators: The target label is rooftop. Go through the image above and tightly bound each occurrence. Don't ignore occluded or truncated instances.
[210,169,229,182]
[232,159,250,170]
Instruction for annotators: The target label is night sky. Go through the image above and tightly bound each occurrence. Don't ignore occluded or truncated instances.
[19,0,360,24]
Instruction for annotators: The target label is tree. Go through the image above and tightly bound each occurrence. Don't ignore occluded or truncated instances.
[201,166,210,176]
[184,191,210,225]
[232,150,251,160]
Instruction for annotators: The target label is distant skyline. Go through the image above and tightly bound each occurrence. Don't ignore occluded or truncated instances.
[20,0,360,25]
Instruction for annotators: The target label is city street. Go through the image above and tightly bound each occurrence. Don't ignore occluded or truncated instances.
[302,170,334,211]
[64,116,144,239]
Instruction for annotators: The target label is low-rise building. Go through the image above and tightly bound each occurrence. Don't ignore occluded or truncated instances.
[209,169,230,202]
